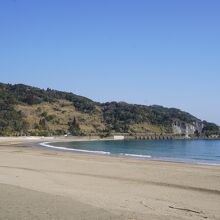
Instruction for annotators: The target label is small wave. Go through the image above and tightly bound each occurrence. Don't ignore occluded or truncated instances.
[121,153,151,158]
[196,162,220,166]
[40,142,111,155]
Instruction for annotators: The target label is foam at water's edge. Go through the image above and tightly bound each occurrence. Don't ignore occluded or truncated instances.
[40,142,152,158]
[121,153,152,158]
[40,142,111,155]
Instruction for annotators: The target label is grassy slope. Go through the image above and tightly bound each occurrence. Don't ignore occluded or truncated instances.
[16,101,165,135]
[16,100,106,135]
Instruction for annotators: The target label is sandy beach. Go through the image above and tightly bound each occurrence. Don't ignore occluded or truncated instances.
[0,137,220,220]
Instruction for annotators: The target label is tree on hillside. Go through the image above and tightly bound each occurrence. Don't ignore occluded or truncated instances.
[39,118,47,130]
[68,117,81,135]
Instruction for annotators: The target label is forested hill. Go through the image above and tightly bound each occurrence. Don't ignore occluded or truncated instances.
[0,82,219,137]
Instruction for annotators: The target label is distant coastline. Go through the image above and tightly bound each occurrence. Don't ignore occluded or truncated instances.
[1,82,219,138]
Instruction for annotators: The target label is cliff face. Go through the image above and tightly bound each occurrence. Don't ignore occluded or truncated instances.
[172,120,204,136]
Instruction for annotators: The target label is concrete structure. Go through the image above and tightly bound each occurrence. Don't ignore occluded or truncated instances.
[113,135,125,140]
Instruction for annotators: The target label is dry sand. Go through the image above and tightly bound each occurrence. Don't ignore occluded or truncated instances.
[0,137,220,220]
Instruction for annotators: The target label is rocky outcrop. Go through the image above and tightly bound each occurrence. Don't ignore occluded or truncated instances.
[172,120,204,136]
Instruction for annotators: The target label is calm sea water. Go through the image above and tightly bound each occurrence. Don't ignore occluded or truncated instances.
[51,140,220,165]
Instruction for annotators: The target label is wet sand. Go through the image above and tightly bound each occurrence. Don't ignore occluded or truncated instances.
[0,137,220,220]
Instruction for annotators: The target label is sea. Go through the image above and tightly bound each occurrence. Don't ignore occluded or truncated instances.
[41,139,220,165]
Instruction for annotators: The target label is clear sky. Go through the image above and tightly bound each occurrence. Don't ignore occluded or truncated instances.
[0,0,219,124]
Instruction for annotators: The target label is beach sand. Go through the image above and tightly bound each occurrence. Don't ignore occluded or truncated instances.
[0,137,220,220]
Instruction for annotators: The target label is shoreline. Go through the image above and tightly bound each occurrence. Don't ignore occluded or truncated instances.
[1,135,220,143]
[1,136,220,166]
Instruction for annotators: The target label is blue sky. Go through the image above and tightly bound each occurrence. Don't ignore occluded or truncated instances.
[0,0,219,124]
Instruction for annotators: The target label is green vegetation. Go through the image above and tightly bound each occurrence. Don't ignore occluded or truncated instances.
[0,86,28,136]
[0,82,219,137]
[101,102,201,133]
[202,121,220,136]
[0,83,96,113]
[68,117,81,136]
